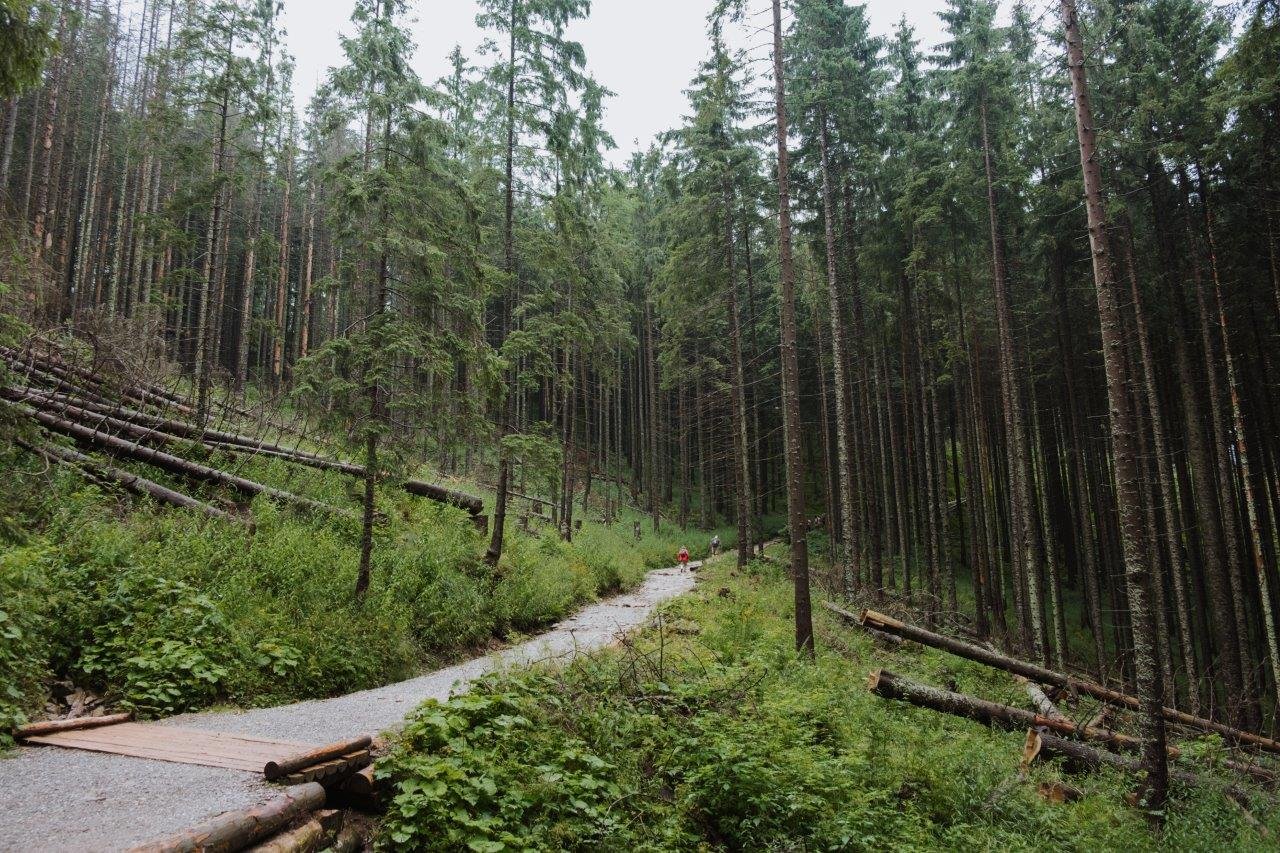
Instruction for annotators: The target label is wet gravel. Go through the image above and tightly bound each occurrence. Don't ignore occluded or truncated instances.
[0,564,697,852]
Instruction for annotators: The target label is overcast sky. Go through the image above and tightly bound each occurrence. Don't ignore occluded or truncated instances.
[280,0,954,164]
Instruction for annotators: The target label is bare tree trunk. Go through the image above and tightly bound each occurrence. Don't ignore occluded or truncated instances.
[771,0,813,655]
[818,115,858,592]
[1200,176,1280,708]
[1059,0,1168,811]
[298,182,316,360]
[724,185,753,568]
[0,96,17,193]
[486,0,520,567]
[272,137,293,389]
[980,99,1042,660]
[1122,226,1201,713]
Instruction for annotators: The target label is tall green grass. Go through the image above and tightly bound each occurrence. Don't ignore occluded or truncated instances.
[377,550,1279,852]
[0,446,734,744]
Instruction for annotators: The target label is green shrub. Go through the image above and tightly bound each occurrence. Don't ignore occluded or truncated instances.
[0,545,52,746]
[377,554,1280,852]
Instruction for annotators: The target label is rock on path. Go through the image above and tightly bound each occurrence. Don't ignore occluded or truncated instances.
[0,564,697,852]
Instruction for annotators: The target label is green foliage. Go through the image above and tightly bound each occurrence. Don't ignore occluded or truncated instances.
[0,545,51,747]
[0,444,686,732]
[378,554,1280,851]
[0,0,58,99]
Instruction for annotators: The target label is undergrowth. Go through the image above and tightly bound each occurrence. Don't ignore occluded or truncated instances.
[376,552,1279,851]
[0,445,735,745]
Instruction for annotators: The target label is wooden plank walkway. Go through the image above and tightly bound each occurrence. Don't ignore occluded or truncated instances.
[24,723,316,773]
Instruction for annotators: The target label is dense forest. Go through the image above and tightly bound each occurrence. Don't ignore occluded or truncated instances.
[3,0,1280,845]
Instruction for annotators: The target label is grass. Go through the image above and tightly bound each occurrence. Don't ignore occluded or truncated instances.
[0,440,738,745]
[374,547,1279,851]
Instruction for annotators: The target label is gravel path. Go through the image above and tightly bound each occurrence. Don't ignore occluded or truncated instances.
[0,563,698,852]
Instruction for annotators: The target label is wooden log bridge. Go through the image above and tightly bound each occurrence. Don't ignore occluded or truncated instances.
[860,609,1280,755]
[18,719,372,782]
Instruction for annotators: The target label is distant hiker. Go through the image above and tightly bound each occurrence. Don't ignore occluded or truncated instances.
[677,546,690,569]
[633,520,642,541]
[710,534,721,557]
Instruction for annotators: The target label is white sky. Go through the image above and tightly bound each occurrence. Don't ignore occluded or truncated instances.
[281,0,953,165]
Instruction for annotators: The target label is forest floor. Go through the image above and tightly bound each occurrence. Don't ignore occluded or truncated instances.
[370,548,1280,851]
[0,559,698,851]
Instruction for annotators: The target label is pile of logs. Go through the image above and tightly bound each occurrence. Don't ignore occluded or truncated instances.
[829,606,1280,800]
[3,344,485,530]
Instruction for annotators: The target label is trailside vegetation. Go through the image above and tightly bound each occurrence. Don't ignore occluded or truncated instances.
[2,0,1280,834]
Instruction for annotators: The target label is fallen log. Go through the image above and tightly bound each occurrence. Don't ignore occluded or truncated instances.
[402,479,484,515]
[264,736,373,782]
[871,670,1278,788]
[14,386,485,519]
[17,405,349,519]
[861,609,1280,755]
[15,712,132,738]
[242,817,325,853]
[341,764,377,797]
[128,782,326,853]
[1015,675,1066,722]
[868,669,1141,750]
[822,601,903,647]
[1024,730,1259,801]
[2,348,195,416]
[22,440,245,526]
[11,388,336,463]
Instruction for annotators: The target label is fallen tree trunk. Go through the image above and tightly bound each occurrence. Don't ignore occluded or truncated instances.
[9,389,212,450]
[264,736,373,781]
[17,405,348,518]
[243,815,331,853]
[402,479,484,515]
[2,348,195,417]
[22,440,244,526]
[13,386,486,518]
[11,387,336,463]
[861,609,1280,754]
[871,669,1278,787]
[822,601,903,647]
[1024,730,1263,799]
[127,782,325,853]
[868,669,1142,749]
[1015,675,1066,722]
[15,712,132,738]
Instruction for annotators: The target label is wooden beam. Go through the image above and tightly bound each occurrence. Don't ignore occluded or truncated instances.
[15,712,132,739]
[264,736,372,781]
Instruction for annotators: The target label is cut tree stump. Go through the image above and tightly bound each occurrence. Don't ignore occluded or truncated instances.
[860,609,1280,754]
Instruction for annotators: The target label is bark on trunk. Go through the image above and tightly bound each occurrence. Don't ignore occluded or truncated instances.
[772,0,813,655]
[1059,0,1168,810]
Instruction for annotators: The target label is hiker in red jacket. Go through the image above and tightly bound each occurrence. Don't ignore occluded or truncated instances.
[677,546,690,569]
